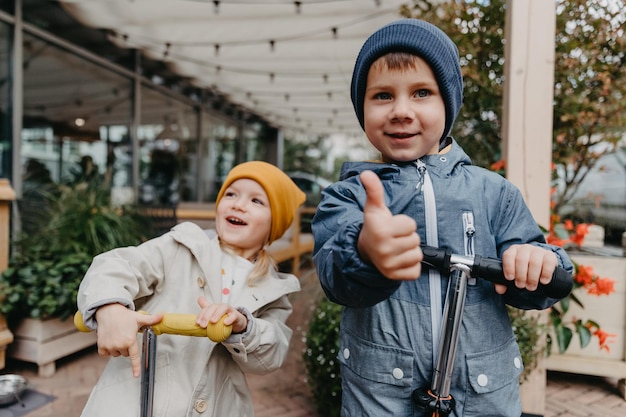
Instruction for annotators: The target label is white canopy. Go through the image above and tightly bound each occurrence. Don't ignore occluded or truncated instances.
[59,0,409,138]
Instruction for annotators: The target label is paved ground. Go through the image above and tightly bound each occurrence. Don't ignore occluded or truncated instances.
[2,264,625,417]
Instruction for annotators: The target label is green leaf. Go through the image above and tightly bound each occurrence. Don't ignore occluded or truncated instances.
[555,324,573,354]
[576,322,592,348]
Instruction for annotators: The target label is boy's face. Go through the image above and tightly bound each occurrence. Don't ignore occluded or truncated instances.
[363,56,446,162]
[216,178,272,259]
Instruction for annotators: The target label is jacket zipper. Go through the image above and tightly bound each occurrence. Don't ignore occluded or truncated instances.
[416,159,443,367]
[463,212,476,285]
[415,162,426,193]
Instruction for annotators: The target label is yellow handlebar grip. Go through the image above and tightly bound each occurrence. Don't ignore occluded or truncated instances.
[74,311,233,343]
[152,313,232,343]
[74,311,90,332]
[206,315,233,343]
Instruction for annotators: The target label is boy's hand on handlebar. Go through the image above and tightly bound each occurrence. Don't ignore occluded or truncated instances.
[358,171,423,281]
[196,296,248,334]
[497,244,558,294]
[94,303,163,378]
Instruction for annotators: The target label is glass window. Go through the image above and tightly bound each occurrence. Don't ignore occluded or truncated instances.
[0,19,11,179]
[21,32,133,191]
[137,84,198,205]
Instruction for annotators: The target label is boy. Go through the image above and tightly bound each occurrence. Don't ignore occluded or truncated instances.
[311,19,573,416]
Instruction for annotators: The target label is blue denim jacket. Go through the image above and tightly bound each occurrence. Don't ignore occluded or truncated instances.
[312,140,573,417]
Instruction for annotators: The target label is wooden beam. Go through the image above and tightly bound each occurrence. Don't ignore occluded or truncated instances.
[502,1,556,414]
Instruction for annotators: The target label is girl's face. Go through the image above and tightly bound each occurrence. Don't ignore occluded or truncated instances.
[363,56,446,162]
[216,178,272,259]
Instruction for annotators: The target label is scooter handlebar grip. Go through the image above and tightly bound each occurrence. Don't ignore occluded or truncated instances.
[474,256,573,299]
[74,311,91,332]
[73,311,233,343]
[152,313,233,343]
[548,266,574,299]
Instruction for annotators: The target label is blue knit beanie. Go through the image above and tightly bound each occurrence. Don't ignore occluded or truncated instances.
[351,19,463,145]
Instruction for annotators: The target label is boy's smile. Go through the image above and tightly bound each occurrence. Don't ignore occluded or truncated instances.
[363,55,446,163]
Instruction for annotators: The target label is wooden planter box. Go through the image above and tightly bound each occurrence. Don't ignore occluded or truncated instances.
[0,314,13,370]
[545,254,626,398]
[8,316,97,377]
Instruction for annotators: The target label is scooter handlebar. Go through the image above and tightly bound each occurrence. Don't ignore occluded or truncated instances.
[73,311,233,343]
[420,245,573,299]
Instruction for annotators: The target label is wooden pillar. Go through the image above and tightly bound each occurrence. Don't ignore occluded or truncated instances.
[502,0,555,228]
[0,179,16,369]
[502,1,556,415]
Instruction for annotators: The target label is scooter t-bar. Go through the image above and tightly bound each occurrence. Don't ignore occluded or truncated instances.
[412,245,573,416]
[74,311,232,417]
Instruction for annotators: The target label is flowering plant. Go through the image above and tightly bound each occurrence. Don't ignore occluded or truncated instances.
[545,215,617,354]
[490,160,617,356]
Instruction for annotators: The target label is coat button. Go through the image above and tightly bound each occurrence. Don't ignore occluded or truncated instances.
[195,399,208,413]
[477,374,488,387]
[197,276,205,288]
[514,356,522,369]
[343,348,350,359]
[392,368,404,380]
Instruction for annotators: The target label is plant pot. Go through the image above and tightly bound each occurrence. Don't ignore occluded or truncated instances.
[7,316,97,377]
[544,254,626,398]
[0,314,13,370]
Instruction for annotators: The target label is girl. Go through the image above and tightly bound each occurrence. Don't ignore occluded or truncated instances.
[77,160,306,417]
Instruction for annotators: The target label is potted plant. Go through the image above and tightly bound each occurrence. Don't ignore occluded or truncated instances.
[0,180,148,376]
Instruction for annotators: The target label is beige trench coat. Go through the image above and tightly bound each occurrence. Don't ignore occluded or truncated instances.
[77,222,301,417]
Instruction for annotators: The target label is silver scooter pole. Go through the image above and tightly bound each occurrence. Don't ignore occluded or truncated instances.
[412,246,572,416]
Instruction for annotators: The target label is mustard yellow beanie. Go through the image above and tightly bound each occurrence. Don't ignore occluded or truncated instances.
[215,161,306,244]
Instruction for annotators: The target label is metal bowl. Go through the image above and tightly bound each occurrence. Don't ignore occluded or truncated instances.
[0,374,28,406]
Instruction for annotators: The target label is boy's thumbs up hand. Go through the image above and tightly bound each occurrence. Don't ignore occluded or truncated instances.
[358,170,422,280]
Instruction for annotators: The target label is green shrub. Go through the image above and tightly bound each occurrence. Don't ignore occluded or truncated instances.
[0,181,147,323]
[508,307,546,382]
[0,250,92,322]
[302,297,343,417]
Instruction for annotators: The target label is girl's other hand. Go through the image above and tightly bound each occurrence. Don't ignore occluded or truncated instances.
[196,296,248,334]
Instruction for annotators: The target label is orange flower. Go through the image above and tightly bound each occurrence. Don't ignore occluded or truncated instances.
[490,159,506,172]
[564,219,574,231]
[575,223,588,236]
[587,276,616,296]
[574,264,594,286]
[593,328,617,352]
[570,223,589,246]
[547,235,566,246]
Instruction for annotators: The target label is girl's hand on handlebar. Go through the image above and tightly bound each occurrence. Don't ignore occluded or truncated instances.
[94,303,163,377]
[196,296,248,334]
[497,244,558,294]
